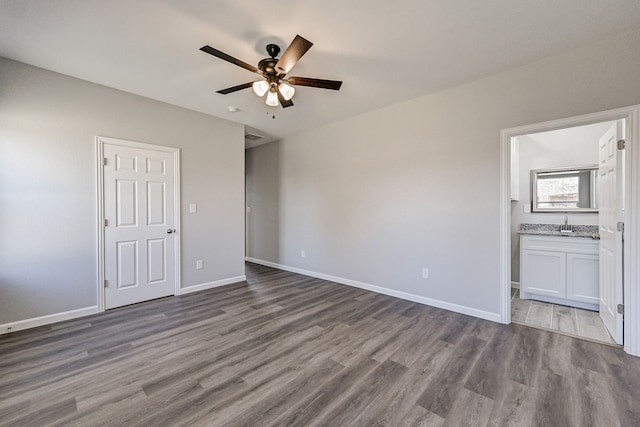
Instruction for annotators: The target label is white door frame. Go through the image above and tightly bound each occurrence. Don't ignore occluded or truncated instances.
[499,105,640,357]
[96,136,182,312]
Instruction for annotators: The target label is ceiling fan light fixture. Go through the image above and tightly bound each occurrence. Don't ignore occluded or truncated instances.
[265,89,279,107]
[252,80,269,97]
[278,82,295,101]
[201,35,342,108]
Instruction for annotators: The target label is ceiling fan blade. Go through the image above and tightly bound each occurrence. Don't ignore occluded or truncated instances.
[275,35,313,75]
[287,76,342,90]
[277,90,294,108]
[216,82,254,95]
[200,45,260,74]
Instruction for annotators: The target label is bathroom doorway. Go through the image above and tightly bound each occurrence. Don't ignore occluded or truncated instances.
[499,105,640,357]
[511,122,617,345]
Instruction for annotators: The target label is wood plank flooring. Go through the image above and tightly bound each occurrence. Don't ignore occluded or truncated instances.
[511,288,615,344]
[1,262,639,426]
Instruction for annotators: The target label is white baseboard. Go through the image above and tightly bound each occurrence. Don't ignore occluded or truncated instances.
[180,275,246,295]
[245,257,501,323]
[511,281,520,289]
[0,306,99,335]
[521,292,599,311]
[0,275,247,335]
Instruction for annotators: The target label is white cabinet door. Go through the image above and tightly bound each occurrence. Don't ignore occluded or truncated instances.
[566,253,599,304]
[521,249,566,298]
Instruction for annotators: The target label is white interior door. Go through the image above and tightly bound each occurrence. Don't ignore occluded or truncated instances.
[598,122,624,344]
[103,143,176,309]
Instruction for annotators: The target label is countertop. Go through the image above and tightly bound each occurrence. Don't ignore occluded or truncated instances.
[517,223,600,239]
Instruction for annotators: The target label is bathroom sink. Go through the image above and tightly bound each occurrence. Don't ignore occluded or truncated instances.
[559,216,574,234]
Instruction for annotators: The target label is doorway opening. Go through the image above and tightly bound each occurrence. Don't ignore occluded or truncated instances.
[499,105,640,357]
[512,121,618,346]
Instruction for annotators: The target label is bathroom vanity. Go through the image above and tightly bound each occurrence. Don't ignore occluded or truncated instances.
[519,224,600,310]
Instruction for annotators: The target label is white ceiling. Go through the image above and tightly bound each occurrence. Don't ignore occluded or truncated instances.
[1,1,640,147]
[526,121,616,148]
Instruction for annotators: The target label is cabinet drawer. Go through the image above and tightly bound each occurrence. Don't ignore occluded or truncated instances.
[521,235,598,254]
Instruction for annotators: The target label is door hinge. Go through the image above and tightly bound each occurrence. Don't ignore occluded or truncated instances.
[617,221,624,232]
[104,219,108,227]
[617,304,624,314]
[618,139,626,150]
[104,157,108,166]
[104,280,108,288]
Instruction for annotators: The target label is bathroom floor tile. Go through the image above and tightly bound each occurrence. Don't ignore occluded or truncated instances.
[512,298,531,323]
[579,324,613,343]
[526,301,553,329]
[575,308,614,343]
[510,288,614,346]
[552,305,578,335]
[575,307,605,327]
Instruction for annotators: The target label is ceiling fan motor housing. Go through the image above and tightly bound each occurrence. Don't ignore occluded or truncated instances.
[259,44,282,76]
[258,57,279,76]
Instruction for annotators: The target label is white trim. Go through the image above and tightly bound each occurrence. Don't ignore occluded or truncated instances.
[95,136,182,310]
[1,275,247,334]
[626,106,640,356]
[499,129,511,324]
[0,306,99,335]
[173,149,182,296]
[523,293,598,311]
[180,276,247,295]
[246,257,501,323]
[96,139,105,312]
[500,105,640,357]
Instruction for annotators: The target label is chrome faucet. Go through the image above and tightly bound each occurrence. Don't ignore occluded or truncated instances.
[560,216,572,232]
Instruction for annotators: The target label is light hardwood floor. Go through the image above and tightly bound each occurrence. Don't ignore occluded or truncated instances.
[511,288,615,344]
[1,262,639,426]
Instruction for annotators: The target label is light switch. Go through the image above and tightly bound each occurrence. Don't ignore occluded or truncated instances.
[523,204,531,213]
[189,203,197,214]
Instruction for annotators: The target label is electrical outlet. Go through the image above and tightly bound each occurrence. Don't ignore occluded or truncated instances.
[196,260,203,270]
[189,203,197,214]
[422,268,429,279]
[301,250,306,258]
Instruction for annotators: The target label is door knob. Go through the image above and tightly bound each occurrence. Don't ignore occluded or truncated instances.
[167,229,175,234]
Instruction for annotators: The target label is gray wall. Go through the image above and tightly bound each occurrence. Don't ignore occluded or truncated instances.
[0,57,245,324]
[246,30,640,316]
[246,143,281,262]
[510,123,608,282]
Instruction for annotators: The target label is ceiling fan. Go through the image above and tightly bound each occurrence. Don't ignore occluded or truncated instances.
[200,35,342,108]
